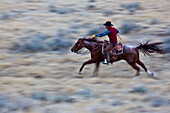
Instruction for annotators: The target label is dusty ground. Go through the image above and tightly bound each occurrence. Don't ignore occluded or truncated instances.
[0,0,170,113]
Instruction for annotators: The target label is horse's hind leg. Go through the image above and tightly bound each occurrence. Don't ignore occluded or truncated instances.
[137,59,155,78]
[128,62,140,77]
[137,59,147,72]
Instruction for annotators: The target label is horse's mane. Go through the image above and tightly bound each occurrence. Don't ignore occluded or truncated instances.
[81,38,104,43]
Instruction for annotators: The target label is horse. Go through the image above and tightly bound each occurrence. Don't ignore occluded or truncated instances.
[71,38,164,78]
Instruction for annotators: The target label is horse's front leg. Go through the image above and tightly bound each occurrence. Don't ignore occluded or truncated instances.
[92,62,100,77]
[79,58,97,74]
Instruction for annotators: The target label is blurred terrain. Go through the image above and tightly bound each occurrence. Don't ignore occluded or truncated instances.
[0,0,170,113]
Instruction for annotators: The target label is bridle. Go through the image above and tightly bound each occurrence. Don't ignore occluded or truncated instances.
[74,40,89,54]
[76,48,89,54]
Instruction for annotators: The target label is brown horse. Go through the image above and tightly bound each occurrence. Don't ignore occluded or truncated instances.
[71,38,164,78]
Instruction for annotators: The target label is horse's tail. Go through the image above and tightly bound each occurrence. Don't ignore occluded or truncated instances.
[136,41,164,56]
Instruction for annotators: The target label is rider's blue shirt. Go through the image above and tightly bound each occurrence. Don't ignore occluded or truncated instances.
[96,29,119,37]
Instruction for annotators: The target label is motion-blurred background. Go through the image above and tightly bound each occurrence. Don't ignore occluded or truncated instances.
[0,0,170,113]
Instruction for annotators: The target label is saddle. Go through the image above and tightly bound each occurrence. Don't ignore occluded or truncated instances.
[103,40,124,56]
[112,43,124,55]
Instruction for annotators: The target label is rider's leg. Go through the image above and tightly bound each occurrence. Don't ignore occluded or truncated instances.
[104,50,108,63]
[105,44,112,63]
[110,42,118,61]
[103,42,117,64]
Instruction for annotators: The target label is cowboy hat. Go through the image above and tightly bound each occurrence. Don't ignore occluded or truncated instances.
[103,21,114,26]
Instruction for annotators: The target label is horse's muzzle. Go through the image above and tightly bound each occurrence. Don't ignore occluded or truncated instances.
[71,48,74,52]
[71,48,78,53]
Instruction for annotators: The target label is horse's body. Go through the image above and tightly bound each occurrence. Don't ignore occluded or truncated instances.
[71,38,163,78]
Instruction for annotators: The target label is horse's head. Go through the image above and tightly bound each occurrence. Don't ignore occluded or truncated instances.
[71,38,84,53]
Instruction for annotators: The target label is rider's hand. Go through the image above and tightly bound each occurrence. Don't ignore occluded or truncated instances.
[92,35,96,38]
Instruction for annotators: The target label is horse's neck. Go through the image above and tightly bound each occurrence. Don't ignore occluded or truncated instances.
[83,41,100,51]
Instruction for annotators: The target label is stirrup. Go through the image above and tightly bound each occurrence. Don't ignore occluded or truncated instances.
[102,59,110,65]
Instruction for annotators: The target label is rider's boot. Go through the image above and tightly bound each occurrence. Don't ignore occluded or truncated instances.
[102,50,110,65]
[102,59,110,65]
[103,59,108,64]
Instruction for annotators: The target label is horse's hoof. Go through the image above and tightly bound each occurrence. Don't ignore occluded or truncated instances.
[148,73,154,77]
[147,72,159,79]
[78,72,82,75]
[147,71,155,77]
[147,70,154,76]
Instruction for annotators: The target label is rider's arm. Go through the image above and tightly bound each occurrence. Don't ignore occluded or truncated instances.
[116,29,119,33]
[95,30,111,37]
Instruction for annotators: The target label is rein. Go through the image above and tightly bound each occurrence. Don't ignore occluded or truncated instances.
[76,38,104,54]
[117,34,122,40]
[76,48,89,55]
[92,45,102,52]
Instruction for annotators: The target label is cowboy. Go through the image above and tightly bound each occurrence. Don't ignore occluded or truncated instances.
[93,21,119,64]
